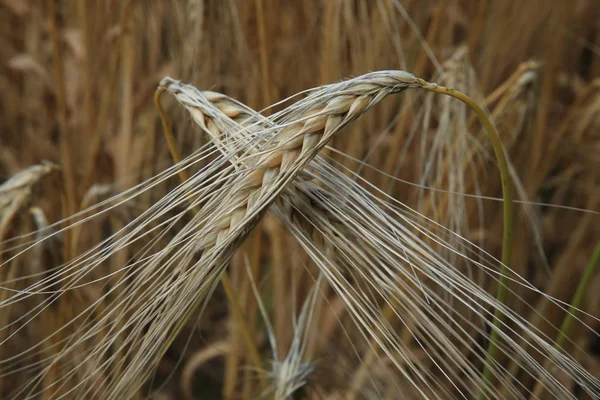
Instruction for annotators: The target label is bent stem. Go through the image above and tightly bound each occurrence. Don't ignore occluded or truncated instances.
[417,78,514,398]
[153,88,267,394]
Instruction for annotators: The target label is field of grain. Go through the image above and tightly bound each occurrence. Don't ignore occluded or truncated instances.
[0,1,599,399]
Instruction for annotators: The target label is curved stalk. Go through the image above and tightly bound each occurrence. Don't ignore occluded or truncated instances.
[417,78,514,398]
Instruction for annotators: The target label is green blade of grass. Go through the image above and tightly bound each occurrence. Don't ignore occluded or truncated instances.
[555,241,600,349]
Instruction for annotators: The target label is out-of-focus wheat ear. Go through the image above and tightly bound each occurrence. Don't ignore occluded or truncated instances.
[269,275,320,400]
[245,256,319,400]
[0,163,60,259]
[484,60,542,107]
[489,64,549,282]
[0,164,58,238]
[0,164,60,397]
[411,47,479,265]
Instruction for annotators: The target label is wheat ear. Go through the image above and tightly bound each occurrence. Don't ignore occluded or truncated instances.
[159,80,491,397]
[98,71,420,398]
[157,71,420,250]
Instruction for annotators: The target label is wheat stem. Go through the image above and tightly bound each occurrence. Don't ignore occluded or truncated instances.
[154,88,193,193]
[555,241,600,349]
[48,0,76,261]
[417,78,514,398]
[117,0,135,181]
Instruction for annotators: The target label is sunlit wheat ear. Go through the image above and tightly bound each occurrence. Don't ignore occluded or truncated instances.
[162,83,600,398]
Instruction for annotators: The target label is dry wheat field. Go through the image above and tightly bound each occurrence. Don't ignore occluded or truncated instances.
[1,1,599,399]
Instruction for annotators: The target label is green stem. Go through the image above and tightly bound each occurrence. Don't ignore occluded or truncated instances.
[417,79,514,399]
[555,241,600,349]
